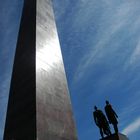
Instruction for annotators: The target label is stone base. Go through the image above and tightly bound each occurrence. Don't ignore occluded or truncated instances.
[100,133,129,140]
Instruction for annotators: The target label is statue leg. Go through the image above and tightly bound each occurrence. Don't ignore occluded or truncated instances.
[113,123,118,133]
[99,127,104,138]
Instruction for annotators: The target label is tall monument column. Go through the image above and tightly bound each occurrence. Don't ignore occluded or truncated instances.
[4,0,77,140]
[36,0,77,139]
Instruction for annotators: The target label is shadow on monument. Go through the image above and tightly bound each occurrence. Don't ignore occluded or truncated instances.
[93,101,129,140]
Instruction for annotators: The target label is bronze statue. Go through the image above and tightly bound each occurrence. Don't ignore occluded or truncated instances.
[93,106,111,138]
[105,101,118,133]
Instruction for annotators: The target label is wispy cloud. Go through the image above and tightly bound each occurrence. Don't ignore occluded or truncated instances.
[122,117,140,136]
[68,1,140,84]
[119,94,140,128]
[53,1,140,139]
[129,40,140,65]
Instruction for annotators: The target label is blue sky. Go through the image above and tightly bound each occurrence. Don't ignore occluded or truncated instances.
[0,0,140,140]
[53,0,140,140]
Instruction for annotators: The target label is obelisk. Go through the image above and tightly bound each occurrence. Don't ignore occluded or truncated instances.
[4,0,77,140]
[36,0,77,139]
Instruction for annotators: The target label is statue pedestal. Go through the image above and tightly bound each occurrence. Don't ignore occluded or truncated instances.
[100,133,129,140]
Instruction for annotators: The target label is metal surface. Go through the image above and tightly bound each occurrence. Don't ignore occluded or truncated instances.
[36,0,77,139]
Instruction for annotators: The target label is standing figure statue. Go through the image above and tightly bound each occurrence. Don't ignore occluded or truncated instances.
[105,101,118,133]
[93,106,111,138]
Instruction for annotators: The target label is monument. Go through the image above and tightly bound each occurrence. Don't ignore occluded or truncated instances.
[4,0,77,140]
[100,133,129,140]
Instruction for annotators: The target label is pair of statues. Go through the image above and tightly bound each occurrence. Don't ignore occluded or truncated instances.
[93,101,118,138]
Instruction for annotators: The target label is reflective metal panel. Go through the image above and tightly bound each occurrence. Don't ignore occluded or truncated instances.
[36,0,77,139]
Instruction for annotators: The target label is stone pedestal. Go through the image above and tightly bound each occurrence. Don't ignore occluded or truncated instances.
[100,133,129,140]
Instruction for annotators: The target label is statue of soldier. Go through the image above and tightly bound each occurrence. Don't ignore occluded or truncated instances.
[105,101,118,133]
[93,106,111,138]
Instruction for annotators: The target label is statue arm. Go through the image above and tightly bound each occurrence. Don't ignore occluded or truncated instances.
[112,108,118,118]
[114,111,118,118]
[93,112,98,125]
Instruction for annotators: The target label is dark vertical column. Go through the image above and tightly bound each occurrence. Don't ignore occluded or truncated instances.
[4,0,36,139]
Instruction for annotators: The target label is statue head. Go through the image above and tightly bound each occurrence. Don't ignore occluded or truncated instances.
[94,106,97,110]
[106,100,109,105]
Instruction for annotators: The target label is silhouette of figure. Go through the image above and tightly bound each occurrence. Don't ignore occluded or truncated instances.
[93,106,111,138]
[105,101,118,133]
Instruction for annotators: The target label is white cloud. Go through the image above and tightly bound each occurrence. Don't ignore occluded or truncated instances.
[129,40,140,64]
[71,0,140,84]
[122,117,140,136]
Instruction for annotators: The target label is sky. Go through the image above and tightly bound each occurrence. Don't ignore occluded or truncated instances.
[52,0,140,140]
[0,0,140,140]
